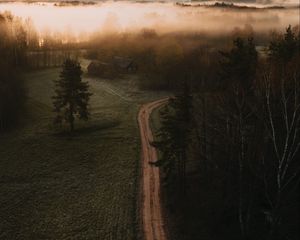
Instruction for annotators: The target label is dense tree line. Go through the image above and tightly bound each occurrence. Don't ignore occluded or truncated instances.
[86,29,246,88]
[0,12,83,131]
[154,26,300,240]
[0,13,27,131]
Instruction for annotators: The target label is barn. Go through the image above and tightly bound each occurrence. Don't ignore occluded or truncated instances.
[87,57,137,78]
[87,60,113,77]
[113,56,138,73]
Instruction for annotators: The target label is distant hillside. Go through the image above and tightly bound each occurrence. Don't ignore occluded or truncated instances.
[208,1,285,9]
[175,1,290,10]
[54,1,96,7]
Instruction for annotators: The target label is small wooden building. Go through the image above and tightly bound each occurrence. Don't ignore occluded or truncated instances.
[113,56,137,73]
[87,57,137,78]
[87,60,113,78]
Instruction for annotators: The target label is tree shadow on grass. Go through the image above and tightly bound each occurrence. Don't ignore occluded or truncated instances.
[53,119,121,138]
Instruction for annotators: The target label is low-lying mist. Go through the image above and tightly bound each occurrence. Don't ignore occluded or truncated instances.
[0,1,299,40]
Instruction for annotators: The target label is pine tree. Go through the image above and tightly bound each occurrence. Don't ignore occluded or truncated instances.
[219,37,258,239]
[219,37,257,92]
[52,58,92,132]
[269,25,298,63]
[152,81,193,195]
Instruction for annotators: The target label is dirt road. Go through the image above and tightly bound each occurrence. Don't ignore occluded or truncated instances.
[138,98,169,240]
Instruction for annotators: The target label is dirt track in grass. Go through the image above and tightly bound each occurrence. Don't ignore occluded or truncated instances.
[138,98,168,240]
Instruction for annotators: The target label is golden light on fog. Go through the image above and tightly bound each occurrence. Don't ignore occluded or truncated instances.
[0,1,299,38]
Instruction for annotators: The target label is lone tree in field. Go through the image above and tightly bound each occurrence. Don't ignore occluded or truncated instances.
[52,59,92,132]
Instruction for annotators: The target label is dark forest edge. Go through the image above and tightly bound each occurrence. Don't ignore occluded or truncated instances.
[0,12,26,130]
[152,26,300,240]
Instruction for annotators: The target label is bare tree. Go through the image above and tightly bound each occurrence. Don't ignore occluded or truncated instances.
[262,67,300,238]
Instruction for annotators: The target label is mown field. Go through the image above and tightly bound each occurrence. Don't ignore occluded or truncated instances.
[0,66,166,240]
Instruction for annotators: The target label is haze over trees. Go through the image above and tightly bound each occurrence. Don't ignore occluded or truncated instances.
[0,12,27,131]
[0,11,89,131]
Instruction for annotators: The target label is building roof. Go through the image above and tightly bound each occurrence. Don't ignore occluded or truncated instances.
[113,56,134,69]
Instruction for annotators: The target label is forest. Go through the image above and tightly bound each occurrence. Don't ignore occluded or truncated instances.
[152,26,300,240]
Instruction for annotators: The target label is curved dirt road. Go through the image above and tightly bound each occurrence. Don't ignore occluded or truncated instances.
[138,98,169,240]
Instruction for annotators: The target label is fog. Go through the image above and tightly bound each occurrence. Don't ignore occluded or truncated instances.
[0,1,299,39]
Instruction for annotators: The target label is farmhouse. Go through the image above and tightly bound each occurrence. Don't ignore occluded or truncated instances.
[112,56,137,73]
[87,57,137,78]
[87,60,113,77]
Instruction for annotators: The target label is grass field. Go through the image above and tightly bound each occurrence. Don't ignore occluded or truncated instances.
[0,67,166,240]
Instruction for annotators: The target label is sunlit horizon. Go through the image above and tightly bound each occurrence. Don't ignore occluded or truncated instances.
[0,1,299,40]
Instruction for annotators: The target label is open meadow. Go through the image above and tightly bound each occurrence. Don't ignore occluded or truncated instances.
[0,65,166,239]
